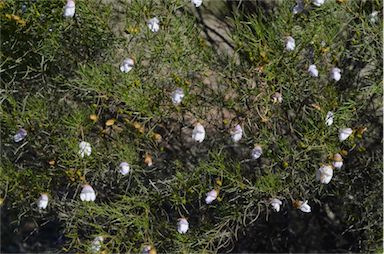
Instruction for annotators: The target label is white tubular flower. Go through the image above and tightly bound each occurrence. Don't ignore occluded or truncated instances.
[316,164,333,184]
[63,0,75,18]
[339,128,353,142]
[332,153,343,169]
[120,58,134,73]
[192,0,203,7]
[14,128,27,142]
[90,236,104,253]
[285,36,295,51]
[171,88,185,105]
[296,200,311,213]
[330,67,341,81]
[293,0,304,14]
[205,189,218,204]
[147,17,160,33]
[312,0,325,7]
[37,193,49,209]
[192,123,205,143]
[272,92,283,104]
[119,162,130,175]
[270,198,282,212]
[325,111,334,126]
[80,184,96,202]
[231,124,243,143]
[177,218,189,234]
[79,141,92,158]
[308,64,319,77]
[251,145,263,160]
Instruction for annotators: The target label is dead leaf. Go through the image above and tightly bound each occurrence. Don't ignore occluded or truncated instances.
[153,133,162,142]
[106,119,115,126]
[310,103,321,111]
[90,114,98,122]
[144,154,153,167]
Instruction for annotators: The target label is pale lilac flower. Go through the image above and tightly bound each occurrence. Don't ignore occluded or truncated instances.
[270,198,282,212]
[142,245,156,254]
[297,200,311,213]
[312,0,325,7]
[332,153,343,169]
[251,145,263,160]
[63,0,75,18]
[192,0,203,7]
[205,189,218,204]
[177,218,189,234]
[80,184,96,202]
[293,0,304,14]
[119,162,130,175]
[120,58,134,73]
[285,36,295,51]
[192,123,205,143]
[339,128,353,142]
[308,64,319,77]
[171,88,184,105]
[79,141,92,158]
[147,17,160,33]
[325,111,334,126]
[316,165,333,184]
[330,67,341,81]
[369,11,379,23]
[272,92,283,103]
[14,128,27,142]
[90,236,104,253]
[37,193,49,209]
[231,124,243,143]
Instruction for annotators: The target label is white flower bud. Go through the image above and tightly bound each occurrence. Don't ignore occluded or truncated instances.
[192,0,203,7]
[312,0,325,7]
[80,184,96,202]
[119,162,130,175]
[325,111,334,126]
[308,64,319,77]
[63,0,75,18]
[231,124,243,143]
[120,58,134,73]
[332,153,343,169]
[171,88,184,105]
[316,165,333,184]
[147,17,160,33]
[79,141,92,158]
[37,193,49,209]
[205,189,218,204]
[297,200,311,213]
[270,198,282,212]
[192,123,205,143]
[330,67,341,81]
[14,128,27,142]
[251,145,263,160]
[285,36,295,51]
[90,236,104,253]
[339,128,353,142]
[177,218,189,234]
